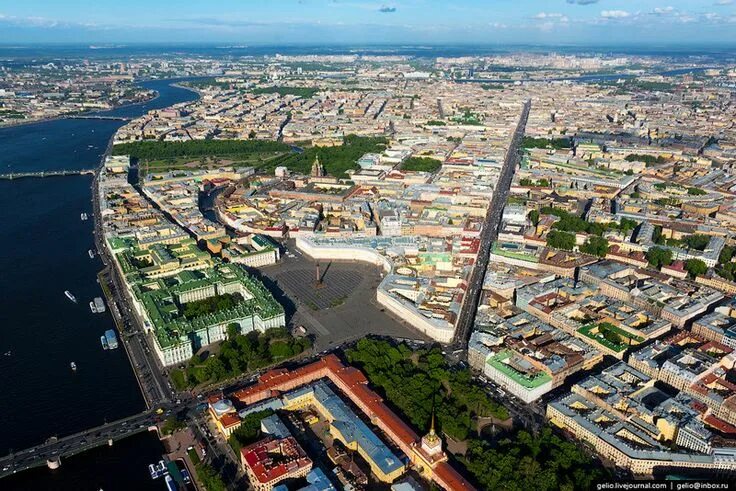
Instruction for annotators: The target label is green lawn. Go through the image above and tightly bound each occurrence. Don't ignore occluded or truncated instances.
[578,323,642,352]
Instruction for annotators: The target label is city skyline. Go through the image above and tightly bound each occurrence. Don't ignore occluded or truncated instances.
[2,0,736,45]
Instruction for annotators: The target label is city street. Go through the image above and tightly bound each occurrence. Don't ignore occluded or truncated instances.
[452,100,532,351]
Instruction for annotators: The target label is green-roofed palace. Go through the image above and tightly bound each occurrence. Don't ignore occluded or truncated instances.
[114,237,285,366]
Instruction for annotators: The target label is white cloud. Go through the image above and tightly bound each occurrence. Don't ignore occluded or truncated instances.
[0,14,61,28]
[532,11,569,30]
[601,10,631,19]
[534,12,565,19]
[714,0,733,5]
[652,6,675,15]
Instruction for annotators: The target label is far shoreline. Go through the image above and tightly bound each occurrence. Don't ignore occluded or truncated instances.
[0,75,204,131]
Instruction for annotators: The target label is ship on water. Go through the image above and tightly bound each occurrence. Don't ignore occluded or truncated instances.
[88,249,95,259]
[80,212,88,221]
[64,290,77,303]
[164,474,177,491]
[148,460,167,479]
[100,335,108,350]
[70,361,77,371]
[105,329,119,349]
[89,297,106,313]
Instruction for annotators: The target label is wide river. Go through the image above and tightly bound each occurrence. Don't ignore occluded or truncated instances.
[0,79,199,490]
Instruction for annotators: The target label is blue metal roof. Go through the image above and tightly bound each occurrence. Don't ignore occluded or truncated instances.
[300,468,337,491]
[310,381,405,476]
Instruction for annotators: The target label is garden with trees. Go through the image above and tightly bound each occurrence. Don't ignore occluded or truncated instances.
[546,230,576,251]
[250,86,320,98]
[113,139,290,161]
[180,293,243,320]
[645,247,673,269]
[462,427,607,491]
[652,229,712,252]
[194,463,226,491]
[579,236,610,257]
[346,338,508,442]
[113,134,389,180]
[541,207,638,237]
[401,157,442,173]
[522,137,571,150]
[528,209,540,227]
[228,409,275,456]
[170,326,311,389]
[345,338,607,490]
[684,259,708,278]
[265,134,388,178]
[624,154,667,166]
[717,245,736,281]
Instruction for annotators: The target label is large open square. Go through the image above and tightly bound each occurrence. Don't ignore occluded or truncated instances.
[275,264,363,311]
[250,246,431,351]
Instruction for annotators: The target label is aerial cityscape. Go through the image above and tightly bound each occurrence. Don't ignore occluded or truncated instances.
[2,1,736,491]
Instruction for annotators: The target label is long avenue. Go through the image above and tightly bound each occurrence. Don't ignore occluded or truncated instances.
[452,100,532,351]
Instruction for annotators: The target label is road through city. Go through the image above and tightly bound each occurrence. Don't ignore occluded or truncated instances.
[452,100,532,351]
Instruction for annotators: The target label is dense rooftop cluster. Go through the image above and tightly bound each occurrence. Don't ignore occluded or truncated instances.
[96,52,736,480]
[99,160,285,366]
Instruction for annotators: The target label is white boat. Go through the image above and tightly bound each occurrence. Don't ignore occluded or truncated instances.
[164,475,177,491]
[65,291,77,303]
[148,460,167,479]
[148,463,165,479]
[88,249,95,259]
[70,362,77,371]
[80,213,88,221]
[105,330,118,349]
[101,335,109,350]
[90,298,105,314]
[93,297,105,313]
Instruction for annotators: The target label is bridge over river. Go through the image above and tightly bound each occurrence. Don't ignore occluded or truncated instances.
[0,169,96,180]
[65,115,132,122]
[0,405,180,478]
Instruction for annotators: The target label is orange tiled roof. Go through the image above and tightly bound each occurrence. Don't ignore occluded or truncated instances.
[220,412,241,428]
[230,354,474,491]
[434,462,475,491]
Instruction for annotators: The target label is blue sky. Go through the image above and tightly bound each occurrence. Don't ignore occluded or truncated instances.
[1,1,736,45]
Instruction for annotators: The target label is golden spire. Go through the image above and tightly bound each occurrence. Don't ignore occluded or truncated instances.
[422,405,441,451]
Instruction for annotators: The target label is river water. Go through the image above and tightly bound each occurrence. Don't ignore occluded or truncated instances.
[0,79,198,489]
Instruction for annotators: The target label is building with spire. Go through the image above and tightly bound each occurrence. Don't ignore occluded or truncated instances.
[311,155,326,178]
[420,411,444,458]
[231,354,476,491]
[413,410,449,479]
